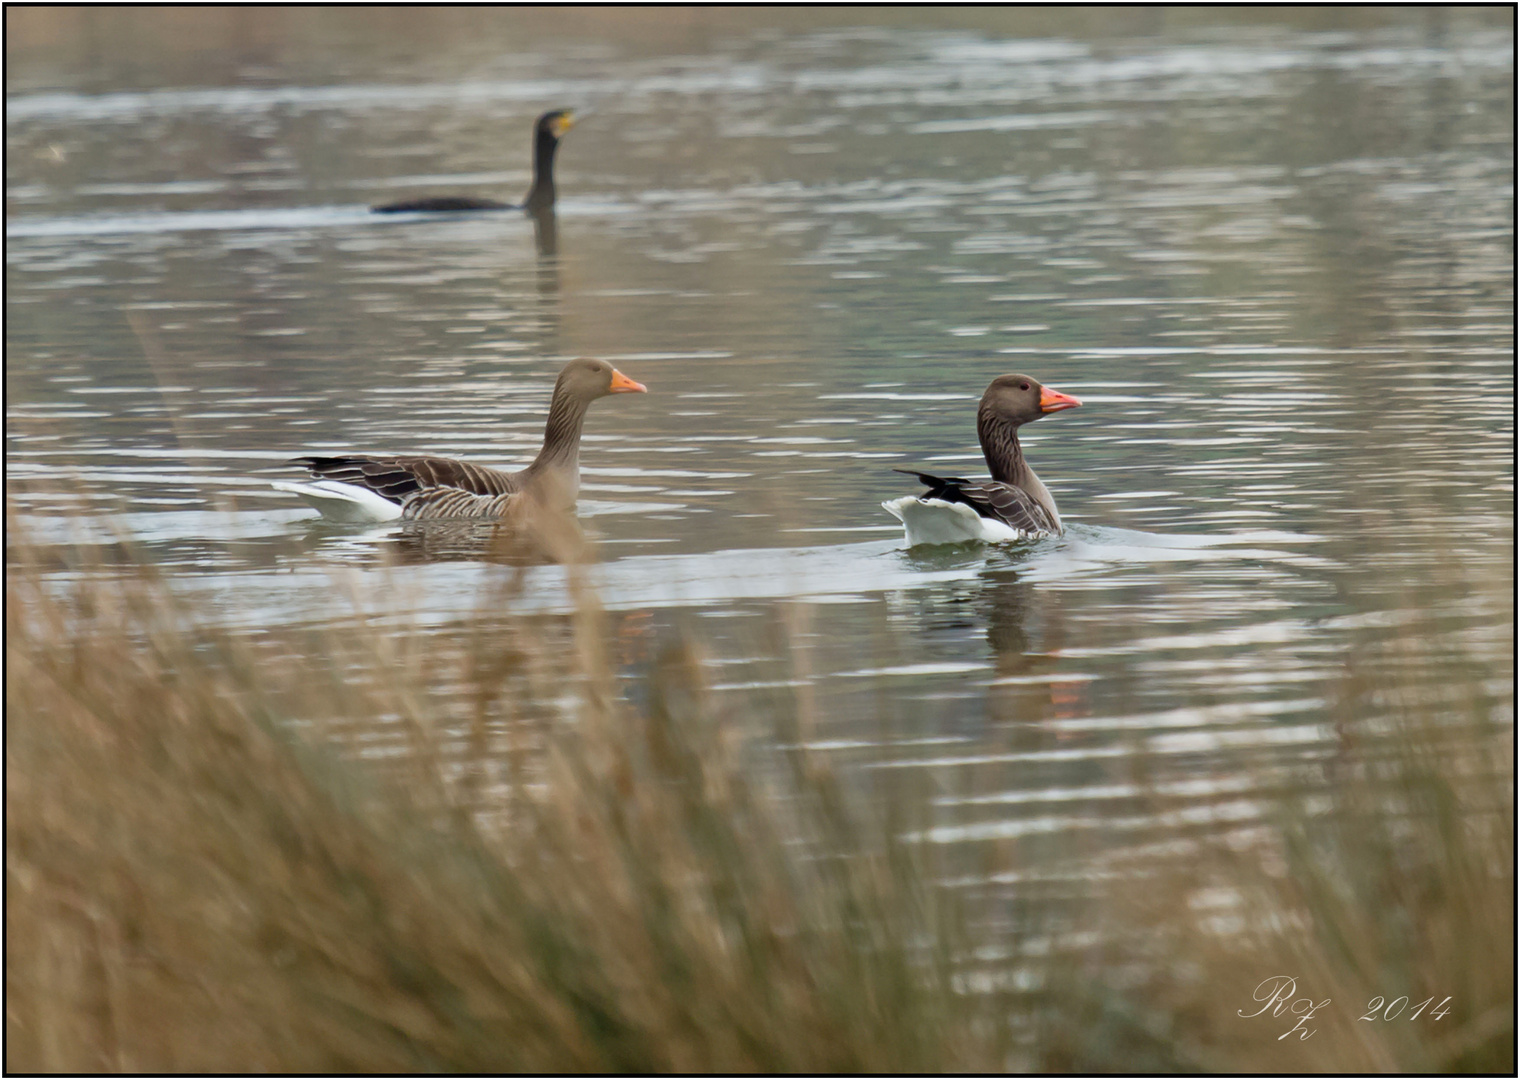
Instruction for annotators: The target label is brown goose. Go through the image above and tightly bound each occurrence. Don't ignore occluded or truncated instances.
[371,109,574,214]
[883,373,1081,546]
[273,358,646,522]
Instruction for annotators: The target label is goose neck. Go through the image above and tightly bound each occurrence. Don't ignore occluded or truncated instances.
[526,391,588,478]
[977,407,1028,486]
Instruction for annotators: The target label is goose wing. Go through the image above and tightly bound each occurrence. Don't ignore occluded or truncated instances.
[397,487,523,521]
[892,469,1059,534]
[290,455,522,504]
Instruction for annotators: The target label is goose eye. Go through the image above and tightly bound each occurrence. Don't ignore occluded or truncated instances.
[1019,382,1030,391]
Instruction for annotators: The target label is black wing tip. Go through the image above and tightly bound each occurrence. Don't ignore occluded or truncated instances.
[287,454,376,472]
[892,468,972,486]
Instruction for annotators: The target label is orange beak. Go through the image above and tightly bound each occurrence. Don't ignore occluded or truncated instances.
[1039,385,1082,413]
[608,368,648,394]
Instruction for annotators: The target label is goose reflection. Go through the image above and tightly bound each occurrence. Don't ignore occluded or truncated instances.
[288,508,593,569]
[976,567,1088,734]
[889,553,1086,729]
[388,514,590,567]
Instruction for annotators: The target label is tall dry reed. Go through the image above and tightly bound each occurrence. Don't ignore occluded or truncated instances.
[1031,581,1514,1073]
[6,514,988,1073]
[6,507,1512,1072]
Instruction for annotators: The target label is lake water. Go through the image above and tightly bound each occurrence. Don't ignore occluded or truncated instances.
[6,9,1513,898]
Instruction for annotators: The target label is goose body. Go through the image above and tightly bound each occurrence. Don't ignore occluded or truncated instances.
[275,358,645,522]
[882,494,1024,546]
[371,109,575,215]
[885,374,1081,547]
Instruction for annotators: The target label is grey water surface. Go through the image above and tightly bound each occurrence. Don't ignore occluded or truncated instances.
[7,9,1513,889]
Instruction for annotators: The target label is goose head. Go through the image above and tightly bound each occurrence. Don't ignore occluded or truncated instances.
[554,357,647,403]
[980,374,1081,428]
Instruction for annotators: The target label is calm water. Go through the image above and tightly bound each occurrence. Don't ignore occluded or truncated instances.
[7,10,1514,892]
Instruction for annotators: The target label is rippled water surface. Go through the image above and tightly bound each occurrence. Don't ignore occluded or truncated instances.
[7,10,1513,887]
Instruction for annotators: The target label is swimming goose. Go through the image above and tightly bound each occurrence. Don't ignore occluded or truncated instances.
[273,358,646,522]
[883,374,1081,546]
[371,109,575,214]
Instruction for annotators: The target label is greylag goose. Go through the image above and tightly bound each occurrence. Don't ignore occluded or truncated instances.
[371,109,574,214]
[883,373,1081,546]
[273,358,645,522]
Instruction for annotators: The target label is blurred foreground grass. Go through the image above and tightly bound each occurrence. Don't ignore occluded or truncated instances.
[6,512,1512,1072]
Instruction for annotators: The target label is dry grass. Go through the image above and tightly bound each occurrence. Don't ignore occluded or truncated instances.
[1031,595,1515,1073]
[6,516,985,1073]
[6,509,1512,1072]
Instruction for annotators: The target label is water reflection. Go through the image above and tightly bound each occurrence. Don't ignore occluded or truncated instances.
[388,514,586,568]
[530,208,562,358]
[531,206,558,258]
[978,567,1089,733]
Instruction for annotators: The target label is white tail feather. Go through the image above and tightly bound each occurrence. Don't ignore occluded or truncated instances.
[882,496,1023,547]
[271,480,404,523]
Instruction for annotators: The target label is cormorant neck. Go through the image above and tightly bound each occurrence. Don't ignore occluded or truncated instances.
[522,130,559,213]
[977,405,1030,486]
